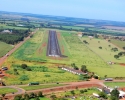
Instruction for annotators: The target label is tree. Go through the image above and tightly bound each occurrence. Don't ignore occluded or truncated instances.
[104,75,107,78]
[114,55,119,59]
[29,92,36,98]
[21,64,28,69]
[24,93,29,99]
[14,95,22,100]
[80,90,84,94]
[81,65,88,73]
[99,46,102,49]
[111,48,118,52]
[110,88,119,100]
[35,97,40,100]
[94,33,98,38]
[118,52,123,57]
[50,95,56,100]
[123,47,125,50]
[1,94,6,98]
[70,90,75,96]
[38,91,44,97]
[99,91,107,99]
[108,40,111,42]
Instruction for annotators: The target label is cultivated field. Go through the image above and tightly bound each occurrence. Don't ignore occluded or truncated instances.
[0,41,13,57]
[110,39,125,49]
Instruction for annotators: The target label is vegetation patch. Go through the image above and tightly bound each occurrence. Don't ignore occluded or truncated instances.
[0,87,17,94]
[20,84,66,91]
[0,41,13,57]
[104,82,125,88]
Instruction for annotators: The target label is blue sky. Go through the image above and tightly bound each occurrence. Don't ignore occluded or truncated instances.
[0,0,125,22]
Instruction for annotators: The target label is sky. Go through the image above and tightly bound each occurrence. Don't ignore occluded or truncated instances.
[0,0,125,22]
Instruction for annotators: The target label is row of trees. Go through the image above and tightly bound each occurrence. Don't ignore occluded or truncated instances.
[114,52,125,59]
[71,63,88,73]
[14,92,44,100]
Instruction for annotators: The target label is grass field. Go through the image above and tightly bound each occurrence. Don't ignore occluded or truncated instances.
[0,41,13,57]
[110,39,125,49]
[0,87,17,94]
[20,84,66,91]
[52,88,102,100]
[80,37,125,77]
[30,97,49,100]
[81,37,125,63]
[104,82,125,88]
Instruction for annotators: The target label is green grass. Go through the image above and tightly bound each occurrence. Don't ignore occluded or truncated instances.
[81,37,125,63]
[55,88,101,100]
[20,84,66,91]
[0,87,17,94]
[80,37,125,77]
[0,41,13,57]
[104,82,125,88]
[63,25,85,30]
[110,39,125,49]
[30,97,50,100]
[12,29,46,62]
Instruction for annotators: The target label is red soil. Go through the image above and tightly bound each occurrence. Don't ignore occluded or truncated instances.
[119,63,125,66]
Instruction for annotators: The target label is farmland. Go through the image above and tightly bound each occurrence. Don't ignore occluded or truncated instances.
[0,41,13,57]
[110,39,125,49]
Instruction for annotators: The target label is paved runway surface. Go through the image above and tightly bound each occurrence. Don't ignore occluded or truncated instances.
[47,30,61,57]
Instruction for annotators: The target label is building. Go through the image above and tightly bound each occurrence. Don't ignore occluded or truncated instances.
[2,30,11,33]
[78,32,83,37]
[61,67,87,75]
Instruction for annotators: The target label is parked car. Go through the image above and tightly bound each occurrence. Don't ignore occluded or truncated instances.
[2,67,8,71]
[105,78,113,81]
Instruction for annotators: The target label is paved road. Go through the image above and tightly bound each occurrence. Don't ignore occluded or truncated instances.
[0,28,39,67]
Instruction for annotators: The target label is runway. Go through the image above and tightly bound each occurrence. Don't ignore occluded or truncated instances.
[47,30,61,57]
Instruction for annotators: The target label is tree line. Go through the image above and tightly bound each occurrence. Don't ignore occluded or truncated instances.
[0,29,30,44]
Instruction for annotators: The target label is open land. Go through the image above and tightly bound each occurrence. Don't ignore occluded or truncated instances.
[1,28,125,86]
[0,41,13,57]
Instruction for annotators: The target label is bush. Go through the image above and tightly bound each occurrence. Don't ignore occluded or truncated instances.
[21,64,28,69]
[38,91,44,97]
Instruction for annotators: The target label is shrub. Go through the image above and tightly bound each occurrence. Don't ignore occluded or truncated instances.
[21,64,28,69]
